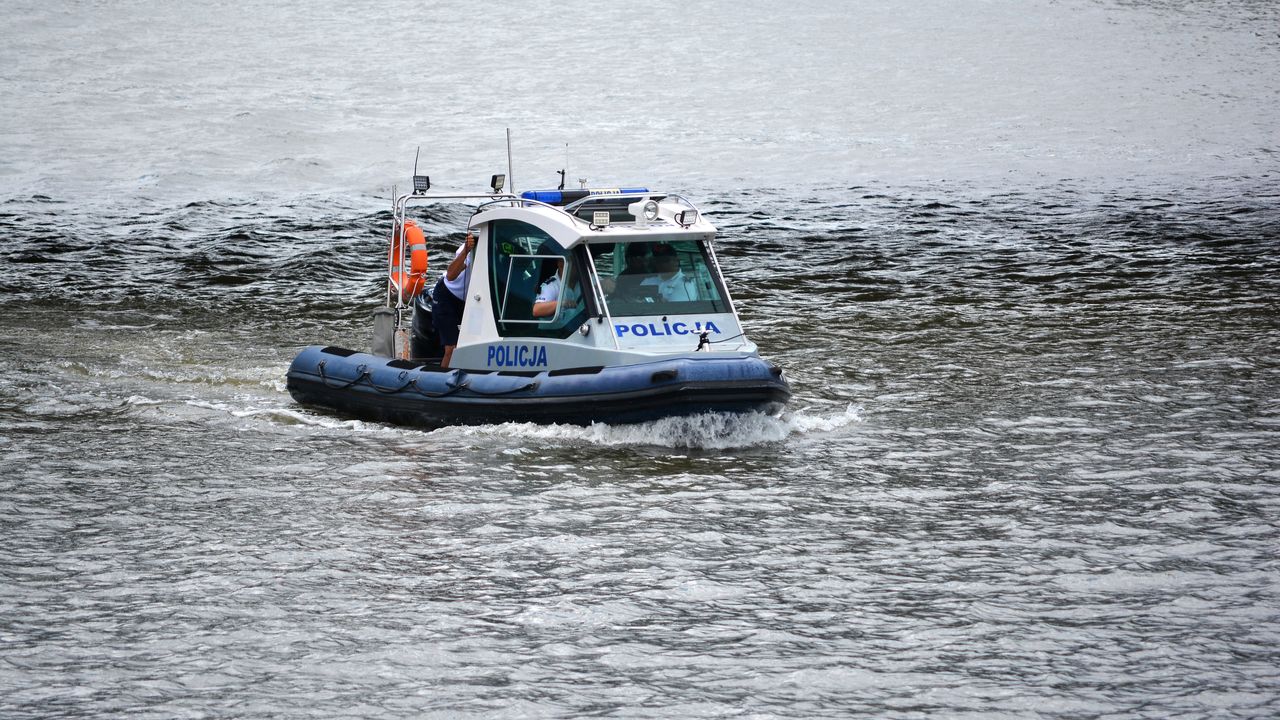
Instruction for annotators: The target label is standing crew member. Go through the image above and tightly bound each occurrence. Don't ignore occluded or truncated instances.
[431,232,476,368]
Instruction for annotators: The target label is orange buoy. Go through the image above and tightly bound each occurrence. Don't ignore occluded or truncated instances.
[389,220,429,297]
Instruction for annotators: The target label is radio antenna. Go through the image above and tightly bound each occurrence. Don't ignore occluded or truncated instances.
[412,146,420,177]
[505,128,514,194]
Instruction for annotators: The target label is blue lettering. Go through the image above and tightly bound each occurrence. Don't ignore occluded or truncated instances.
[612,321,721,341]
[486,345,550,367]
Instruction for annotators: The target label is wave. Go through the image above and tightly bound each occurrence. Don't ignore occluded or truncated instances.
[445,404,863,450]
[190,396,863,450]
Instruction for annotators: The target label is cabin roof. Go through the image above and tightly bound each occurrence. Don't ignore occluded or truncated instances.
[471,201,715,248]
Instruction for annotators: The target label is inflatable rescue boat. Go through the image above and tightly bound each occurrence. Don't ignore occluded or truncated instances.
[286,172,790,427]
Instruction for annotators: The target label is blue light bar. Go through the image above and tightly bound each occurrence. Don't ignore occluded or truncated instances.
[521,187,649,205]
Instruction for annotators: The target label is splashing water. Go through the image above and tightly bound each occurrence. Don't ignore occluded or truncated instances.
[442,405,864,450]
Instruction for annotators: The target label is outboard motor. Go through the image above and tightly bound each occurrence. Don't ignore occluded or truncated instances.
[409,291,443,361]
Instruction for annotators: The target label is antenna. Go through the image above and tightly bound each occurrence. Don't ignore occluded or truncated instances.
[505,128,514,194]
[412,146,420,176]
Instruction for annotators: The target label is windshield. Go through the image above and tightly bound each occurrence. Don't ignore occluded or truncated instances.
[589,239,729,317]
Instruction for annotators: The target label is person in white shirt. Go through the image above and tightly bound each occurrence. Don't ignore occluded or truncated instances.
[532,256,580,318]
[640,243,697,301]
[430,233,474,368]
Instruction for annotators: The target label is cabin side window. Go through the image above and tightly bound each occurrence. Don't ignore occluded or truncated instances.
[591,239,728,317]
[488,220,589,338]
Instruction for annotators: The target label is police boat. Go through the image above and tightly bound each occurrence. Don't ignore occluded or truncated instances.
[285,172,790,427]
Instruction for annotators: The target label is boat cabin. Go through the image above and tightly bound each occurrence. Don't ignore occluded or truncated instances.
[389,186,757,372]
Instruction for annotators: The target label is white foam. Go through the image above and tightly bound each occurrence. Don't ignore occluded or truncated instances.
[248,407,418,435]
[181,398,412,436]
[190,395,863,448]
[123,395,163,406]
[448,404,863,450]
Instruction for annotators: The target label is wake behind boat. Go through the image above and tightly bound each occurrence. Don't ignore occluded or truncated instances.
[285,169,790,427]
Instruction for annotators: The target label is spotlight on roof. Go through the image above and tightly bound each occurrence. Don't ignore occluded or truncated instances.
[412,175,431,193]
[627,198,660,227]
[490,174,506,193]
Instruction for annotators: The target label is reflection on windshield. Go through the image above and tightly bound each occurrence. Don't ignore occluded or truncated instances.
[591,240,728,317]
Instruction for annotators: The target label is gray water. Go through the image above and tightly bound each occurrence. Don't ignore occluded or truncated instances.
[2,1,1279,718]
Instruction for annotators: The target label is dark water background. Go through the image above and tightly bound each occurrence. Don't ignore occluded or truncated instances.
[3,1,1279,718]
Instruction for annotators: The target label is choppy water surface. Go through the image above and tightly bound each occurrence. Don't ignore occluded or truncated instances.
[3,1,1280,718]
